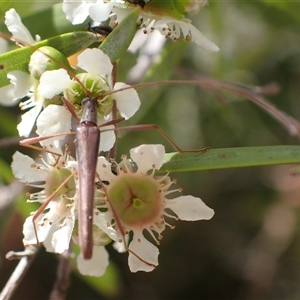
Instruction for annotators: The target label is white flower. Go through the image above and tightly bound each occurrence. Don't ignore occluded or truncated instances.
[62,0,218,51]
[76,245,109,276]
[96,144,215,272]
[140,16,219,51]
[38,48,141,152]
[4,8,38,45]
[62,0,124,25]
[0,9,43,136]
[12,147,118,276]
[11,147,76,252]
[35,105,72,145]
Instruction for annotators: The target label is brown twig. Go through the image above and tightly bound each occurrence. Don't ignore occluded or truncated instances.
[176,71,299,136]
[119,77,300,137]
[108,61,118,160]
[49,248,72,300]
[0,246,40,300]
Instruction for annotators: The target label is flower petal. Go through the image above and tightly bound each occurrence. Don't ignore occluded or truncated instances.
[62,0,95,25]
[89,1,116,22]
[187,22,219,52]
[23,214,52,246]
[113,82,141,119]
[43,222,61,252]
[38,69,72,99]
[51,218,74,253]
[36,105,72,138]
[167,195,214,221]
[93,209,119,241]
[128,232,158,272]
[0,84,20,106]
[130,144,165,173]
[77,245,109,276]
[17,102,43,137]
[99,124,116,152]
[77,48,113,76]
[113,238,127,253]
[5,8,35,44]
[12,151,48,182]
[8,70,33,98]
[96,157,116,182]
[153,18,219,51]
[23,215,39,246]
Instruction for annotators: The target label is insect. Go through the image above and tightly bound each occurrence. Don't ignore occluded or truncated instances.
[86,21,113,38]
[73,96,124,259]
[75,97,100,259]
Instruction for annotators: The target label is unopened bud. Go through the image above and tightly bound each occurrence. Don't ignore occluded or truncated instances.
[29,46,72,80]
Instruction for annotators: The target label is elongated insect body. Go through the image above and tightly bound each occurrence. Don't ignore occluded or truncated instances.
[76,97,100,259]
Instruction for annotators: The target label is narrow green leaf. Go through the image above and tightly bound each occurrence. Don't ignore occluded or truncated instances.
[100,9,139,62]
[0,31,96,87]
[160,146,300,173]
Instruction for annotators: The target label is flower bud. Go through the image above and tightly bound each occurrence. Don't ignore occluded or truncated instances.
[29,46,72,80]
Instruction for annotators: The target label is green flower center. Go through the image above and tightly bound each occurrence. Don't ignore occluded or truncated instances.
[45,168,75,199]
[64,73,113,117]
[107,173,164,228]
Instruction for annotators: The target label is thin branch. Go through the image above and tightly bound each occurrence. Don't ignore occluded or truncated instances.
[122,77,300,137]
[0,246,40,300]
[177,72,299,136]
[108,61,118,160]
[49,249,72,300]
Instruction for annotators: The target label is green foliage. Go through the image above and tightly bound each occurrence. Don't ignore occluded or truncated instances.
[100,8,139,62]
[0,32,96,87]
[161,146,300,173]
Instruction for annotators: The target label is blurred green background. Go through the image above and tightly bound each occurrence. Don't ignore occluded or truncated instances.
[1,1,300,299]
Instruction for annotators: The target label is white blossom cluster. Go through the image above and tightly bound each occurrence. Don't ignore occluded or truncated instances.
[1,5,214,276]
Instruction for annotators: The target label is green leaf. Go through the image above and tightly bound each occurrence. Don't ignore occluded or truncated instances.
[160,146,300,173]
[0,31,96,88]
[100,8,139,62]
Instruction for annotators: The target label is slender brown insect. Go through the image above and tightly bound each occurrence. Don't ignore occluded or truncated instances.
[75,97,100,259]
